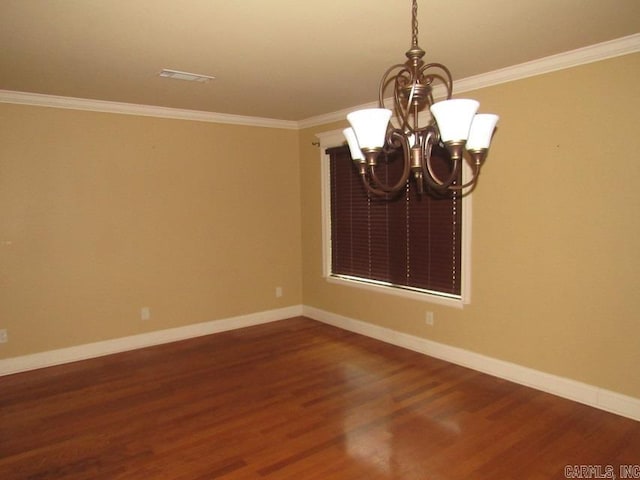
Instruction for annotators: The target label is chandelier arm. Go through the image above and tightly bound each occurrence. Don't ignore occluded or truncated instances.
[394,78,412,133]
[380,64,410,107]
[380,64,413,132]
[424,154,461,191]
[421,149,485,193]
[368,164,407,194]
[366,130,411,194]
[360,173,393,197]
[436,164,481,192]
[420,63,453,99]
[419,131,462,191]
[389,64,425,134]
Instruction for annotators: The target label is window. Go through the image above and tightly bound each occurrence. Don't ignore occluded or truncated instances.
[319,130,472,308]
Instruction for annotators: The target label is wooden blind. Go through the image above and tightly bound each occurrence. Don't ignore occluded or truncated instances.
[327,145,462,297]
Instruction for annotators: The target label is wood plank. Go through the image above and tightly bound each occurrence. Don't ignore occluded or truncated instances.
[1,317,638,479]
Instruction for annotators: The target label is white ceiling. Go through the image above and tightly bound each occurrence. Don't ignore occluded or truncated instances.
[1,0,639,121]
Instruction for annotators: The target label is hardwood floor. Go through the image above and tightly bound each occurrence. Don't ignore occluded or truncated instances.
[1,317,638,479]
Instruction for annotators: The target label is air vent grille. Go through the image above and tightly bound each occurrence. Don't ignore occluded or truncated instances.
[158,69,215,83]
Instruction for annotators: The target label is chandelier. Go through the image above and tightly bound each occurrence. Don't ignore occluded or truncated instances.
[343,0,499,196]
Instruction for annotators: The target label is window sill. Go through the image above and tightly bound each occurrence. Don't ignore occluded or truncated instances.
[326,274,465,309]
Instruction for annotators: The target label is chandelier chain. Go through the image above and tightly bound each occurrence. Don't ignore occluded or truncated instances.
[411,0,419,47]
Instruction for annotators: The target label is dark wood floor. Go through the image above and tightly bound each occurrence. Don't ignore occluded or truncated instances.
[1,317,638,479]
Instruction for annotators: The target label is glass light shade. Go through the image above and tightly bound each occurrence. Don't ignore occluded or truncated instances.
[466,114,500,151]
[430,99,480,143]
[343,128,364,161]
[347,108,392,149]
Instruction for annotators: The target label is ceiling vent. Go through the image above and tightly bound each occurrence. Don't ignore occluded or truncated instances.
[158,69,215,83]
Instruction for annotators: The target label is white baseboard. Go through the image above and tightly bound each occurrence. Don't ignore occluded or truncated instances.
[0,305,303,376]
[2,304,638,422]
[303,306,640,422]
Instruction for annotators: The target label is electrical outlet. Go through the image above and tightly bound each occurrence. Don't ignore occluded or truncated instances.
[275,287,283,298]
[425,311,434,326]
[0,329,7,343]
[141,307,151,321]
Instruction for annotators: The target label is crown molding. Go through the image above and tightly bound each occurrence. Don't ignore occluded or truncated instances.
[2,34,638,130]
[0,90,299,130]
[452,32,640,95]
[299,33,640,128]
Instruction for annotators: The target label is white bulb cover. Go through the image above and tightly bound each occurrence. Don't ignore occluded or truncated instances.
[347,108,392,149]
[343,128,364,161]
[466,114,500,151]
[430,99,479,142]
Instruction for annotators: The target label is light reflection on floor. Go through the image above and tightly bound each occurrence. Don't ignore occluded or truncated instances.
[339,360,462,477]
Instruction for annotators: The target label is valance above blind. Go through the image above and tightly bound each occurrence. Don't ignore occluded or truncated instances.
[327,145,462,297]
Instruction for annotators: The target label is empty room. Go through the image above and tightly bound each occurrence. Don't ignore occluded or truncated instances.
[1,1,639,478]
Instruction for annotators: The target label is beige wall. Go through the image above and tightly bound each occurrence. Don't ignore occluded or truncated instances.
[1,53,639,401]
[300,53,640,399]
[0,105,302,357]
